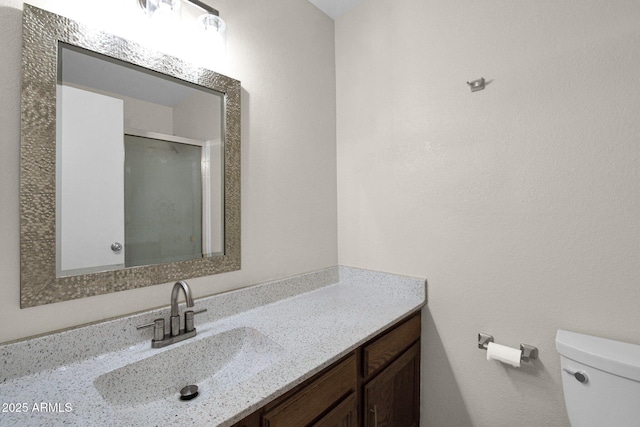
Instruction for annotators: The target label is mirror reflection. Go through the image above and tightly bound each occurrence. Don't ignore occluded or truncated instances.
[56,44,224,277]
[20,4,241,307]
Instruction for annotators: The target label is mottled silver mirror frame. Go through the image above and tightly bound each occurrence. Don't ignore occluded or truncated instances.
[20,4,241,307]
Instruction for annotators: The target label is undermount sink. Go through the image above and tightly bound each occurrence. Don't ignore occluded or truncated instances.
[94,327,285,406]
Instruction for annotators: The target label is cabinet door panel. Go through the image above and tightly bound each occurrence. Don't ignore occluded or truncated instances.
[364,342,420,427]
[313,392,357,427]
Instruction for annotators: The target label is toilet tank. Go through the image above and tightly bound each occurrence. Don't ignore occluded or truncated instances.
[556,330,640,427]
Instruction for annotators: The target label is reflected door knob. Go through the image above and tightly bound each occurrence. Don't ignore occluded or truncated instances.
[111,242,123,252]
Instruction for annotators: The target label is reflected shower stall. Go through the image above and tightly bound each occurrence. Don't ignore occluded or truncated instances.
[124,133,205,267]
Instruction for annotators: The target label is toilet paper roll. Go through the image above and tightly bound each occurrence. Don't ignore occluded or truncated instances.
[486,342,522,367]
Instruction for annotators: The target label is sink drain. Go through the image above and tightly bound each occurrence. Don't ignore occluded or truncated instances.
[180,384,199,401]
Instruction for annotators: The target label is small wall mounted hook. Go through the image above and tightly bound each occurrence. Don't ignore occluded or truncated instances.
[467,77,485,92]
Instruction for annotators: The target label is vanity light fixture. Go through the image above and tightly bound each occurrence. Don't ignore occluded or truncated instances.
[138,0,226,34]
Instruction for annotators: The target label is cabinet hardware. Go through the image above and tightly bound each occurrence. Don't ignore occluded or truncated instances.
[369,405,378,427]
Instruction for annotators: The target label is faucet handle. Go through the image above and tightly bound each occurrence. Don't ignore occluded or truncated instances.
[137,318,165,341]
[184,308,208,333]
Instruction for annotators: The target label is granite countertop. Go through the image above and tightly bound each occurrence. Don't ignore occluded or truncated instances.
[0,266,426,426]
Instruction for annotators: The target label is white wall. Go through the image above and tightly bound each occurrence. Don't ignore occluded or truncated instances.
[336,1,640,426]
[173,91,220,142]
[0,0,337,343]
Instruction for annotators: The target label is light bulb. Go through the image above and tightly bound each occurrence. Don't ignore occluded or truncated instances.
[198,13,226,34]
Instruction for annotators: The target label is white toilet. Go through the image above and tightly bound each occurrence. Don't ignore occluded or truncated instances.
[556,330,640,427]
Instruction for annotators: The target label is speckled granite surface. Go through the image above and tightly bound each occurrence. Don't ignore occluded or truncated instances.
[0,266,426,426]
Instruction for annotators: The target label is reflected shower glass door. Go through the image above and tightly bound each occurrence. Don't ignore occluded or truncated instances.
[124,134,203,267]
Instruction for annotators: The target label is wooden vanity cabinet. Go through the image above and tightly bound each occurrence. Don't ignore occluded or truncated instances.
[231,312,421,427]
[361,314,421,427]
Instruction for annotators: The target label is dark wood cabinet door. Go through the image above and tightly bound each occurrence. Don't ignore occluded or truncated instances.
[313,392,358,427]
[363,342,420,427]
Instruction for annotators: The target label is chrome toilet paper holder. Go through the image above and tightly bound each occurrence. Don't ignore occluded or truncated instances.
[478,333,539,362]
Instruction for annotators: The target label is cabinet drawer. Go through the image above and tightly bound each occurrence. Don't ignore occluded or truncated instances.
[263,353,357,427]
[363,313,421,379]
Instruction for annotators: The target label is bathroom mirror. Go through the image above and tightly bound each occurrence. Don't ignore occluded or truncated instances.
[20,5,241,307]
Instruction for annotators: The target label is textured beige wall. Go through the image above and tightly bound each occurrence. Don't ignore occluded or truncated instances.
[0,0,337,343]
[336,1,640,426]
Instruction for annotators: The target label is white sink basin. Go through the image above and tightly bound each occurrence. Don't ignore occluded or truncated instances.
[94,327,284,406]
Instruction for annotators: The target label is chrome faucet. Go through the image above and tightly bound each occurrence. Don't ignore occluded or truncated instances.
[136,280,207,348]
[170,280,194,337]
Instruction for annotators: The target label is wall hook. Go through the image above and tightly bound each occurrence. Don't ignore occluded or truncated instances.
[467,77,485,92]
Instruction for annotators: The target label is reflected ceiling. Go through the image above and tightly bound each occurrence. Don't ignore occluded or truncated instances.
[307,0,366,19]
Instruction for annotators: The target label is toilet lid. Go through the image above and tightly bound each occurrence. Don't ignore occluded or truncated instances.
[556,330,640,382]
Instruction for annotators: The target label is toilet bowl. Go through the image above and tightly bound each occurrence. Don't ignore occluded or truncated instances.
[556,330,640,427]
